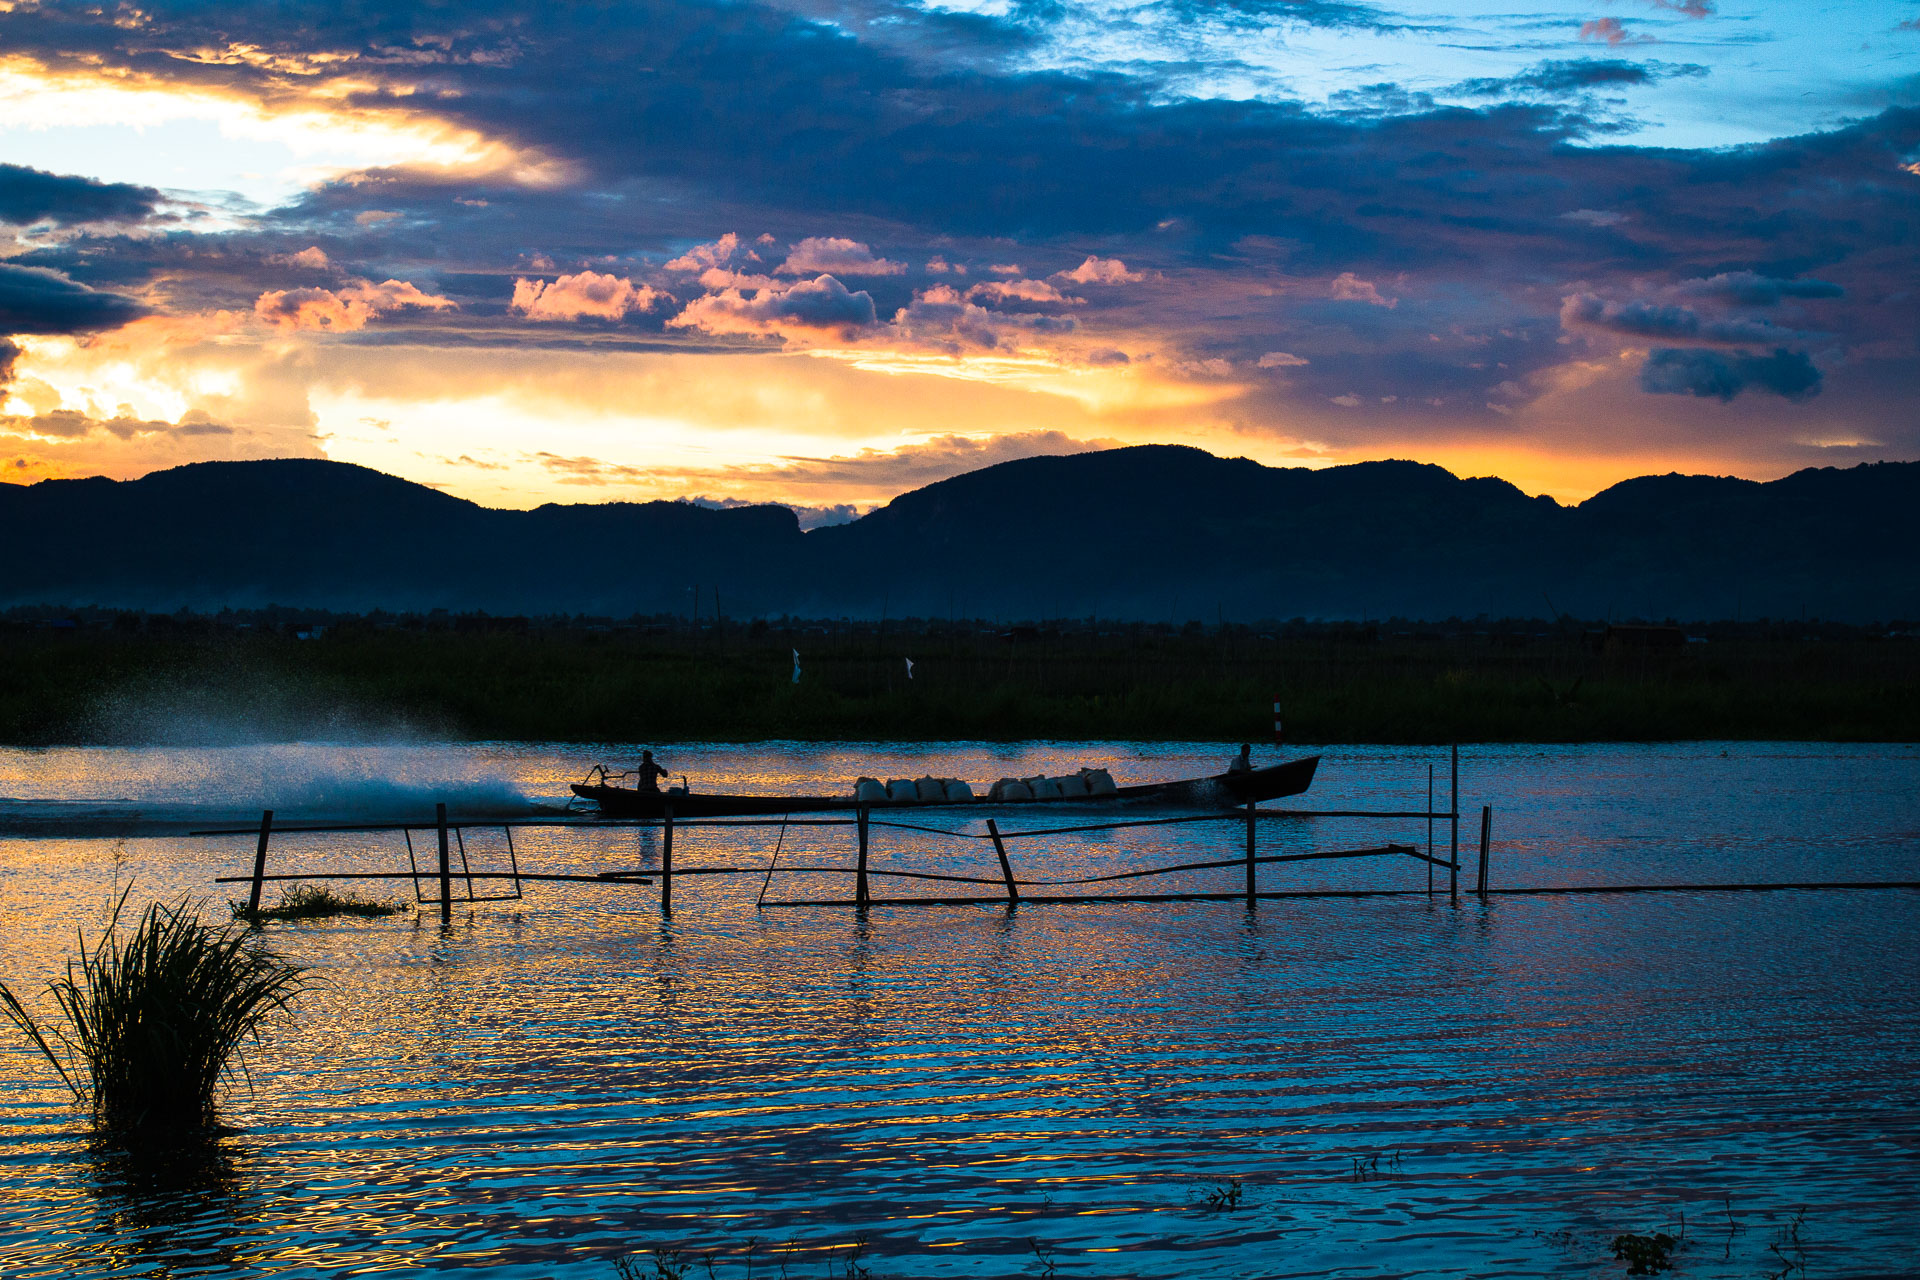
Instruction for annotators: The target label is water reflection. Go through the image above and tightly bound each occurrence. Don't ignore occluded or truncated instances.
[77,1131,255,1278]
[0,743,1917,1277]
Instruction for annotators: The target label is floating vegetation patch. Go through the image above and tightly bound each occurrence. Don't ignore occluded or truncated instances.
[231,884,410,923]
[0,890,308,1133]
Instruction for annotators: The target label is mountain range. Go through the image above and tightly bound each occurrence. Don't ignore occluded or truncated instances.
[4,446,1916,622]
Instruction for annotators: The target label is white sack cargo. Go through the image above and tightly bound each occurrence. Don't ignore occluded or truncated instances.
[915,775,944,802]
[991,778,1033,802]
[1083,768,1118,796]
[1027,775,1062,799]
[944,779,975,802]
[887,779,918,802]
[854,777,888,803]
[1053,773,1089,797]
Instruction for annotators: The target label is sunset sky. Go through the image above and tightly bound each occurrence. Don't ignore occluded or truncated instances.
[0,0,1915,519]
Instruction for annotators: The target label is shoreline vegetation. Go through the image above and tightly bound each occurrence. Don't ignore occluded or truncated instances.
[3,608,1917,745]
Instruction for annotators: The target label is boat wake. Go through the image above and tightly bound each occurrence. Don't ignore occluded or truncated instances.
[0,744,551,838]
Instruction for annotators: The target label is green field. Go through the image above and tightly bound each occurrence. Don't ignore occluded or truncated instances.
[4,617,1916,744]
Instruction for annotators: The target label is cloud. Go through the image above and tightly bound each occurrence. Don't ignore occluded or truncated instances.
[0,408,233,440]
[0,263,148,333]
[1579,18,1652,45]
[253,278,456,332]
[0,337,18,388]
[884,283,1077,353]
[668,274,879,341]
[1257,351,1309,367]
[752,430,1123,493]
[666,234,747,272]
[1639,347,1823,401]
[1330,272,1396,307]
[511,270,670,321]
[965,278,1081,307]
[777,237,906,276]
[1057,256,1143,284]
[1676,272,1844,305]
[1559,292,1799,345]
[1451,59,1706,98]
[268,246,332,269]
[684,494,860,530]
[0,164,160,226]
[1644,0,1714,16]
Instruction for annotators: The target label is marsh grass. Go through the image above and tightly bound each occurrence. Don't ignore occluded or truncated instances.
[231,884,409,923]
[0,889,308,1133]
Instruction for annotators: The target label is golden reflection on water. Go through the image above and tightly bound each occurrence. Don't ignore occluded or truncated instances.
[0,742,1918,1276]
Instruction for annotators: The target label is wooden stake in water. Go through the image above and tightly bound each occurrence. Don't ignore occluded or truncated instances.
[1477,805,1492,898]
[987,819,1019,904]
[1245,798,1257,907]
[856,807,870,907]
[247,809,274,916]
[1449,743,1459,905]
[661,804,674,916]
[1426,765,1434,897]
[436,802,452,925]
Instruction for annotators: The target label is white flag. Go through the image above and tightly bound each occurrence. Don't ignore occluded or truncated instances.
[792,649,802,684]
[904,657,915,679]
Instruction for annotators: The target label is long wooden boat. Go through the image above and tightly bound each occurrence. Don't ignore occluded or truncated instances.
[570,755,1319,819]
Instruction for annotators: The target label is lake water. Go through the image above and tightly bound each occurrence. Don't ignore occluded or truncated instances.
[2,741,1917,1278]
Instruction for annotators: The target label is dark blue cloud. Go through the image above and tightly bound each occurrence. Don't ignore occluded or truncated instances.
[1678,271,1844,305]
[0,263,149,334]
[1451,58,1705,98]
[0,164,159,226]
[1640,347,1823,401]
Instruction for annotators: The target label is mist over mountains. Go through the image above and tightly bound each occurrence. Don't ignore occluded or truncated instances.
[4,446,1916,623]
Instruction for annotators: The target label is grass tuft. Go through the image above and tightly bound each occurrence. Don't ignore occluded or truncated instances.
[231,884,410,923]
[0,889,309,1133]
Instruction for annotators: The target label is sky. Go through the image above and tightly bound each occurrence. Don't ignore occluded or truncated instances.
[0,0,1915,518]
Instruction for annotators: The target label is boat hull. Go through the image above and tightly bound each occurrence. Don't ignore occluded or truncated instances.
[570,756,1320,818]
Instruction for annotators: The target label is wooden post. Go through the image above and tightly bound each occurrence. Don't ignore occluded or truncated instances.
[661,804,674,915]
[1426,764,1434,897]
[247,809,274,916]
[987,819,1019,904]
[1244,798,1257,907]
[856,807,870,907]
[1449,743,1459,905]
[435,802,452,925]
[1477,805,1492,898]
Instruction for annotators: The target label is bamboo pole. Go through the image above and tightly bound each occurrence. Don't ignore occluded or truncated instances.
[661,803,674,915]
[1477,805,1492,898]
[1449,744,1459,905]
[1244,798,1257,907]
[1426,765,1434,897]
[436,802,452,925]
[856,806,870,907]
[987,819,1020,904]
[247,809,274,916]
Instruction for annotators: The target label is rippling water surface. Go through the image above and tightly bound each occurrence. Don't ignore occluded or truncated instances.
[2,741,1917,1278]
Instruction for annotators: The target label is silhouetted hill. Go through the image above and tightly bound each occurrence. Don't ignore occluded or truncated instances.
[0,459,805,615]
[4,448,1917,620]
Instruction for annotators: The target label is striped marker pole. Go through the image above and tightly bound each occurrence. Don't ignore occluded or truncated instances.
[1273,700,1283,744]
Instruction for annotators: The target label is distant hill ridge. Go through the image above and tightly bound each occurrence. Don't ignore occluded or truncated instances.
[4,446,1917,622]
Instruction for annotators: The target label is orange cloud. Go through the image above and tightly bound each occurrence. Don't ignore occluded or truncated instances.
[1330,271,1397,307]
[511,270,669,321]
[777,236,905,276]
[1057,256,1142,285]
[254,278,455,332]
[668,274,879,341]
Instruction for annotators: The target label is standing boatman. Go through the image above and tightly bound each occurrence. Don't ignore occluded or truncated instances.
[1228,743,1252,775]
[636,749,671,793]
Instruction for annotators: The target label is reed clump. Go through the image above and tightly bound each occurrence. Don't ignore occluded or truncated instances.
[0,891,308,1133]
[232,884,409,923]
